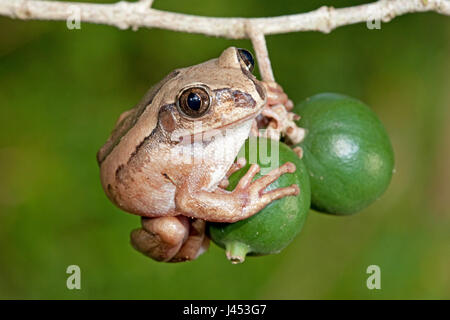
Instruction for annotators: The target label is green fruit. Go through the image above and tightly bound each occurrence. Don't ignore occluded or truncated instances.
[294,93,394,215]
[208,137,311,264]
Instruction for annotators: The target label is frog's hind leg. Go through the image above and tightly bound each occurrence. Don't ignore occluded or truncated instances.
[130,216,209,262]
[170,219,209,262]
[130,216,190,262]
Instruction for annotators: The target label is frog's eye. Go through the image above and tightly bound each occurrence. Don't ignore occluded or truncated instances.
[238,48,255,73]
[177,86,212,118]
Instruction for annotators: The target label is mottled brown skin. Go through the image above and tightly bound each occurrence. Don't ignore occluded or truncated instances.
[97,47,299,262]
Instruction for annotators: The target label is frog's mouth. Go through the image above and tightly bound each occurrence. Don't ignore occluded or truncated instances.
[215,111,259,131]
[175,111,257,145]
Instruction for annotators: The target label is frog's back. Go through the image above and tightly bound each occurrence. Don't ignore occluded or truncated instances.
[97,70,179,166]
[97,71,181,217]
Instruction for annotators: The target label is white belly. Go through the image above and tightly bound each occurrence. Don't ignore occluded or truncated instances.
[169,119,253,191]
[203,119,253,190]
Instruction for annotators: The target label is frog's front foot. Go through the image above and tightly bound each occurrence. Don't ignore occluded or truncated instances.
[229,162,300,222]
[218,157,247,189]
[130,216,208,262]
[175,162,299,223]
[263,81,294,110]
[256,81,305,145]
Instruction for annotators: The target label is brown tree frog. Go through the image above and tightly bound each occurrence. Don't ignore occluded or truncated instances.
[97,47,299,262]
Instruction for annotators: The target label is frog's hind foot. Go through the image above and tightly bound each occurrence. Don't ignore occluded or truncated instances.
[130,216,189,262]
[170,219,209,263]
[130,216,208,263]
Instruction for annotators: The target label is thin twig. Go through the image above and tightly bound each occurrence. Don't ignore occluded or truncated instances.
[138,0,153,7]
[0,0,448,38]
[246,22,274,82]
[1,0,447,166]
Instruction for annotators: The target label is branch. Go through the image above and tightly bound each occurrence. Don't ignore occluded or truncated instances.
[0,0,449,38]
[247,24,274,82]
[1,0,448,157]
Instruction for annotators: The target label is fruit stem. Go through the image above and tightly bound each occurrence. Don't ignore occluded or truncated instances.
[225,242,250,264]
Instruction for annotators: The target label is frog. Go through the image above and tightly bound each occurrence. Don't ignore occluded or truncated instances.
[97,47,300,262]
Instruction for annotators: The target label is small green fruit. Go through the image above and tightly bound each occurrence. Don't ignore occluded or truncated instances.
[208,137,311,264]
[294,93,394,215]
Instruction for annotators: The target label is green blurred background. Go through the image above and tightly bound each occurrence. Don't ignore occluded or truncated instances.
[1,0,449,299]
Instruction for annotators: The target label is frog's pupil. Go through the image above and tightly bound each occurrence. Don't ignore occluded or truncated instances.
[187,93,201,111]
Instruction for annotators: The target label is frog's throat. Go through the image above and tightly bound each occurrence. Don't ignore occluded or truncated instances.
[176,110,259,143]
